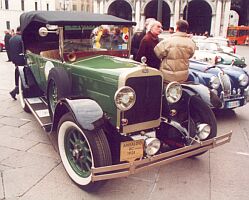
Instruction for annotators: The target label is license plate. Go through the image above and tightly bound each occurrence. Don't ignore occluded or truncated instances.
[120,140,144,162]
[226,100,240,108]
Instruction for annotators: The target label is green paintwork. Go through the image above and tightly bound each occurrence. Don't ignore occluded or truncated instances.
[27,53,140,126]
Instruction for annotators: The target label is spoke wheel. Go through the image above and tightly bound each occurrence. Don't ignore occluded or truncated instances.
[65,127,92,178]
[47,79,58,116]
[58,113,112,192]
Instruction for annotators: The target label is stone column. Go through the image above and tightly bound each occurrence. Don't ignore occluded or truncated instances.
[135,0,141,31]
[93,0,98,13]
[214,0,222,36]
[222,0,232,37]
[173,0,180,26]
[99,0,104,14]
[210,14,215,36]
[140,15,145,30]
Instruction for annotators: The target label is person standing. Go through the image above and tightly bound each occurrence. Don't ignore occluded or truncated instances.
[4,30,12,62]
[131,18,155,59]
[135,20,163,69]
[9,26,25,100]
[154,20,196,83]
[168,27,174,34]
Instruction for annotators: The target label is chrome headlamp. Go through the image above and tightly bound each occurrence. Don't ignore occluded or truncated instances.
[239,74,249,86]
[209,76,220,89]
[197,124,211,140]
[114,86,136,111]
[145,138,161,156]
[165,82,182,104]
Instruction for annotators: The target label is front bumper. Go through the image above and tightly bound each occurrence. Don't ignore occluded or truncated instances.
[91,131,232,182]
[222,96,247,109]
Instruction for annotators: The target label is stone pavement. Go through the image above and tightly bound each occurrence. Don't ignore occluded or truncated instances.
[0,49,249,200]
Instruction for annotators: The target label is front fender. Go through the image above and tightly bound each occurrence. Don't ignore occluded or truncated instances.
[51,98,104,132]
[18,65,37,88]
[182,83,222,108]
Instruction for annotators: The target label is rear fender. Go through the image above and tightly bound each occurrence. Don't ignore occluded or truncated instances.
[51,98,104,133]
[181,83,222,108]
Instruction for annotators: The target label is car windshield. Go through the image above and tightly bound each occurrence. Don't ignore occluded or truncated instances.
[197,42,223,52]
[63,25,130,53]
[207,38,229,47]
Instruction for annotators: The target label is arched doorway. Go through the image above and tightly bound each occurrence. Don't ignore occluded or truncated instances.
[144,0,170,30]
[184,0,212,35]
[231,0,247,25]
[107,0,132,20]
[229,10,239,26]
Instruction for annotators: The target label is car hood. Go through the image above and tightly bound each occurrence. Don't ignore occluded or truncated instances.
[189,59,218,73]
[216,64,248,77]
[216,51,245,64]
[72,55,142,79]
[189,59,245,76]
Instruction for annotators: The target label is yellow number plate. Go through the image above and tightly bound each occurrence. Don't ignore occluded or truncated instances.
[120,140,144,162]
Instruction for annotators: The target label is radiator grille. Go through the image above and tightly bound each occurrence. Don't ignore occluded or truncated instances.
[219,72,231,96]
[123,75,162,125]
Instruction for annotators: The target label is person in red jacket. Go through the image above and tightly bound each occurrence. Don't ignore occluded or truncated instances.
[135,20,163,69]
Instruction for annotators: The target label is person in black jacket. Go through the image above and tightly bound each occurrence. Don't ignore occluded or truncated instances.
[4,30,12,62]
[9,26,25,100]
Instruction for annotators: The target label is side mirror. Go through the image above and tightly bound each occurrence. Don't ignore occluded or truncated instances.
[38,27,59,37]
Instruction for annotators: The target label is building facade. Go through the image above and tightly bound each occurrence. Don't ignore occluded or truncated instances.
[0,0,92,35]
[55,0,93,12]
[93,0,232,37]
[230,0,249,26]
[0,0,56,34]
[1,0,248,38]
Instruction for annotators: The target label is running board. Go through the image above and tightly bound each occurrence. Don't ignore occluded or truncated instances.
[24,97,52,132]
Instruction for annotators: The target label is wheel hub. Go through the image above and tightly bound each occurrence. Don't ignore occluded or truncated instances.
[72,145,83,160]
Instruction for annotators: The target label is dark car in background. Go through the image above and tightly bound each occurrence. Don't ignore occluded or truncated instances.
[189,59,249,110]
[17,11,232,192]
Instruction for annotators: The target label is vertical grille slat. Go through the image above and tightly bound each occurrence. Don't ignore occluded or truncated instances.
[219,72,231,96]
[124,76,162,125]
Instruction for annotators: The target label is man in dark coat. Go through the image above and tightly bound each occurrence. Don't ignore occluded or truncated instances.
[135,20,163,69]
[4,30,12,61]
[131,18,155,59]
[9,26,25,100]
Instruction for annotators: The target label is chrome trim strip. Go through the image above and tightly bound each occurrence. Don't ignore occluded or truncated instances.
[122,119,161,134]
[91,131,232,182]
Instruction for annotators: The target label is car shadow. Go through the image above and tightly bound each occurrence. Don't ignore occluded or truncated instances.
[213,109,237,121]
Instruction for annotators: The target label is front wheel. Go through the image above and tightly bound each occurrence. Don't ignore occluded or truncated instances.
[58,113,112,192]
[188,96,217,156]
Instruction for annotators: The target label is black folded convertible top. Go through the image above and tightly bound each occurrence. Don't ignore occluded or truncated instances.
[20,11,136,33]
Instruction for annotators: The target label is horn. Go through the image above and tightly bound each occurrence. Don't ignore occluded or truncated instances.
[67,52,77,62]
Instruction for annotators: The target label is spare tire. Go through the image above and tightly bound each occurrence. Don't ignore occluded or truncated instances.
[47,67,71,118]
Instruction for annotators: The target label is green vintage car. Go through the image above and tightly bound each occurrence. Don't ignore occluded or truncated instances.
[18,11,232,192]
